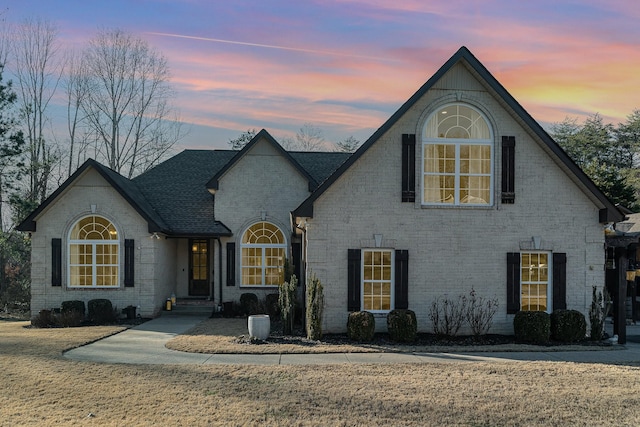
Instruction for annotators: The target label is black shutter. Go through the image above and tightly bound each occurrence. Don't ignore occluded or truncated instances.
[501,136,515,204]
[347,249,361,311]
[395,250,409,309]
[291,242,302,287]
[226,242,235,286]
[401,134,416,202]
[124,239,134,287]
[52,238,62,286]
[553,252,567,310]
[506,252,520,314]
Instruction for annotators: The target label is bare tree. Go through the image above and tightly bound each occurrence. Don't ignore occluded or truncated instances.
[62,50,91,176]
[80,29,182,178]
[281,123,326,151]
[11,17,61,203]
[334,136,360,153]
[228,128,257,150]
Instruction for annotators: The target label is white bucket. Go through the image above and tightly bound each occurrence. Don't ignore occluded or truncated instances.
[248,314,270,340]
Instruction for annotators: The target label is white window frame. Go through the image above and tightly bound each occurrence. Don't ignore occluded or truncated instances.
[240,221,287,287]
[520,251,553,313]
[361,248,395,313]
[422,103,494,206]
[68,215,120,288]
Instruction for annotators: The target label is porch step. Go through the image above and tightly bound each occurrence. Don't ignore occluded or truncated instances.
[165,299,216,316]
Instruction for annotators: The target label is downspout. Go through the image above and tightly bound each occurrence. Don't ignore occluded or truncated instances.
[217,237,223,310]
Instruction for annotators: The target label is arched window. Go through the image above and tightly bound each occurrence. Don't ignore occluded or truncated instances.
[68,216,119,287]
[422,104,493,205]
[241,222,286,286]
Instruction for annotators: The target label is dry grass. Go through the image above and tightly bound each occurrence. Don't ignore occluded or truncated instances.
[3,320,640,426]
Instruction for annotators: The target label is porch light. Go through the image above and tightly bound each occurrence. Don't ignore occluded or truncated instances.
[627,261,636,282]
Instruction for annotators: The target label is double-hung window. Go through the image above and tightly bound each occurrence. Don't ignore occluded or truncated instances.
[68,215,119,287]
[422,104,493,206]
[520,252,551,312]
[362,249,394,312]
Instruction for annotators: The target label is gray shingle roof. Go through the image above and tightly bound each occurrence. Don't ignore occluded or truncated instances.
[133,150,237,236]
[132,147,350,235]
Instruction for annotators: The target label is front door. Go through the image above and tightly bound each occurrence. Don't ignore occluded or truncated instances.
[189,239,210,296]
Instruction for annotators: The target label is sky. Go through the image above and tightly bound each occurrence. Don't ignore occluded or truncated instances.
[3,0,640,151]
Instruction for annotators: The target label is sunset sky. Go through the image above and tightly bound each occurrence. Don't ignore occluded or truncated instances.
[4,0,640,150]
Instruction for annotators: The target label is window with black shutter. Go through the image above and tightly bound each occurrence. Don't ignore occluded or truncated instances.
[395,249,409,309]
[502,136,515,203]
[506,252,520,314]
[226,242,235,286]
[347,249,361,311]
[552,253,567,311]
[124,239,134,287]
[52,238,62,286]
[402,134,416,202]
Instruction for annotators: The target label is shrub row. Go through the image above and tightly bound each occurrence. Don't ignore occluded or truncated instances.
[347,309,417,343]
[514,309,586,344]
[31,298,119,328]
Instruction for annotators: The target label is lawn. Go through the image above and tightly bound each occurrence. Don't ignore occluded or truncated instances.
[2,320,640,426]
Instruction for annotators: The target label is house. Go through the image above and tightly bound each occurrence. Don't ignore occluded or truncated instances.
[18,47,623,335]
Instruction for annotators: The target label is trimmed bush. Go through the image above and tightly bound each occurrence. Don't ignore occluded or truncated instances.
[347,311,375,342]
[239,293,259,316]
[265,293,280,319]
[61,300,85,317]
[513,311,551,344]
[88,299,116,325]
[279,275,297,335]
[387,309,417,342]
[589,286,608,341]
[306,273,324,340]
[551,309,586,343]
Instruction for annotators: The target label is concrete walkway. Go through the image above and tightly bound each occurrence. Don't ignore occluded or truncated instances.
[64,314,640,365]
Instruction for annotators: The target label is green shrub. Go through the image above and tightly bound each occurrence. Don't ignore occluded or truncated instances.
[61,300,85,317]
[513,311,551,344]
[306,273,324,340]
[279,274,297,335]
[265,293,280,319]
[387,309,417,342]
[239,293,260,316]
[88,299,116,325]
[347,311,375,342]
[589,286,609,341]
[551,309,586,342]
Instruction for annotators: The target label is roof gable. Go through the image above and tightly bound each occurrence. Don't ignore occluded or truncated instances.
[293,46,623,222]
[17,159,168,233]
[206,129,320,192]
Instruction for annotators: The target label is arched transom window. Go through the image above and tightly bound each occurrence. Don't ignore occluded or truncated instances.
[422,104,493,206]
[241,222,286,286]
[68,215,119,287]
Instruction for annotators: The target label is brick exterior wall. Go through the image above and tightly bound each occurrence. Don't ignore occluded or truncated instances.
[305,63,606,333]
[29,168,174,318]
[214,138,310,305]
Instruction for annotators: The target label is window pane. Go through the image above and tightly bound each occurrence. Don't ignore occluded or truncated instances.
[362,250,393,312]
[521,252,550,312]
[240,222,286,285]
[69,216,119,288]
